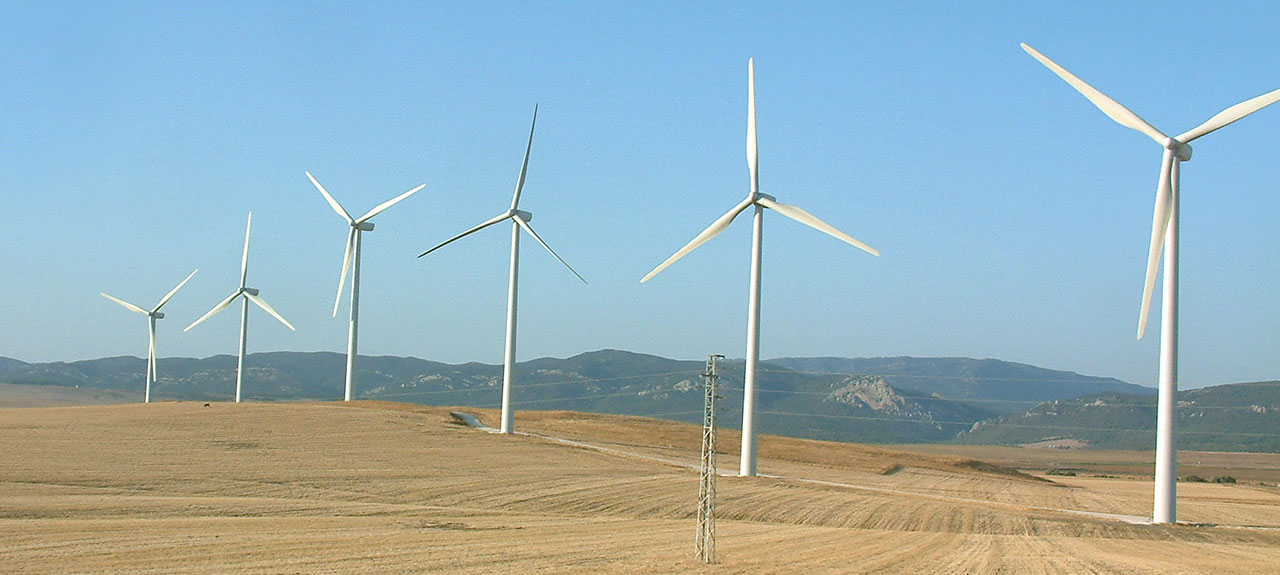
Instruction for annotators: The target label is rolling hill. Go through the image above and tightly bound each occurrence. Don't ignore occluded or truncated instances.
[0,356,28,375]
[12,351,1275,452]
[0,350,1158,446]
[959,381,1280,452]
[769,356,1149,412]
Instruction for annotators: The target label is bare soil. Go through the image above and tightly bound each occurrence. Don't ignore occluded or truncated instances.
[2,401,1278,574]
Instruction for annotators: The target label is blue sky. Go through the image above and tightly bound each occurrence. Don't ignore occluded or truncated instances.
[2,2,1277,388]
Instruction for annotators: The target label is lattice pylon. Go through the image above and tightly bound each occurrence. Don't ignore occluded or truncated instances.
[696,354,723,564]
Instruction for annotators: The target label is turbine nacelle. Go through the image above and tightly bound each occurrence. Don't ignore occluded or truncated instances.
[353,221,375,231]
[1163,137,1192,162]
[751,192,776,204]
[243,287,260,296]
[511,209,532,223]
[152,311,165,319]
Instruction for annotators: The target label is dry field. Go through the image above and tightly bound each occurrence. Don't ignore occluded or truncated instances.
[2,401,1279,574]
[0,383,134,409]
[893,443,1280,484]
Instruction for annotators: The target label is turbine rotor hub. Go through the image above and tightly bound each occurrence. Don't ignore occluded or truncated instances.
[1163,137,1192,162]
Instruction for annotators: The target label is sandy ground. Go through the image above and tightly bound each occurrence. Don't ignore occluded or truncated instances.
[1,401,1278,574]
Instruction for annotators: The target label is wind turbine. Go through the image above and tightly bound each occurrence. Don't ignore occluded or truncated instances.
[306,171,425,402]
[1022,43,1280,524]
[184,212,295,402]
[101,269,198,403]
[641,59,879,477]
[418,104,585,435]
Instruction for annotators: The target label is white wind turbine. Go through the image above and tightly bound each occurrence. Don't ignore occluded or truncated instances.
[419,105,585,435]
[1022,43,1280,524]
[184,212,295,402]
[306,171,425,402]
[642,59,879,477]
[101,269,198,403]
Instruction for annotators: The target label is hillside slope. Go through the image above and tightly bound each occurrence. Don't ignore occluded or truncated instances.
[0,350,1004,443]
[959,381,1280,452]
[770,356,1150,412]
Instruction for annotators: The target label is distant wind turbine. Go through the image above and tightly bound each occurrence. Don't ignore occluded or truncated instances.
[1022,42,1280,524]
[419,105,585,434]
[306,171,425,402]
[185,212,295,402]
[101,269,198,403]
[642,59,879,477]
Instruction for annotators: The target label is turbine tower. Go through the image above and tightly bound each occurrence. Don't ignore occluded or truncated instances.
[101,269,198,403]
[419,105,585,434]
[642,59,879,477]
[306,171,426,402]
[1022,43,1280,524]
[185,212,296,402]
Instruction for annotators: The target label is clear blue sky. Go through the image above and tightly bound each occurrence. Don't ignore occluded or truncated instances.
[2,2,1277,388]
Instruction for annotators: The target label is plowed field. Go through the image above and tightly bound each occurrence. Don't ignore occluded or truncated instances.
[2,402,1278,573]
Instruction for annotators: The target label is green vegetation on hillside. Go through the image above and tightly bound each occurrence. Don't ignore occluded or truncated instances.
[959,382,1280,452]
[4,351,1274,452]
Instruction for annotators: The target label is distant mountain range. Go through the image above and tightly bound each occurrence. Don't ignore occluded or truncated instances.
[960,381,1280,452]
[768,357,1144,413]
[2,350,1273,451]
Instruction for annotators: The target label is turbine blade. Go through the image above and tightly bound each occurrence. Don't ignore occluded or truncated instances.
[245,292,296,331]
[1137,150,1176,340]
[101,293,148,315]
[418,212,512,258]
[1178,87,1280,143]
[153,269,198,312]
[757,196,880,256]
[306,171,354,223]
[1020,43,1167,145]
[641,197,754,283]
[516,218,586,284]
[185,291,241,332]
[148,323,157,382]
[334,228,355,317]
[240,212,252,289]
[747,58,759,194]
[356,183,427,224]
[511,104,538,211]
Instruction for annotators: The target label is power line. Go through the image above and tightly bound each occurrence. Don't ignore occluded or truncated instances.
[382,381,1279,439]
[511,390,666,406]
[716,383,1274,412]
[204,394,1274,440]
[754,410,1279,437]
[363,366,1272,411]
[756,366,1278,393]
[368,370,696,400]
